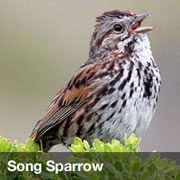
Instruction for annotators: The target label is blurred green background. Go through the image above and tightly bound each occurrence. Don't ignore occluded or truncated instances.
[0,0,179,151]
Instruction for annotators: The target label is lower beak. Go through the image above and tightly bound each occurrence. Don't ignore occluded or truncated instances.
[131,13,154,33]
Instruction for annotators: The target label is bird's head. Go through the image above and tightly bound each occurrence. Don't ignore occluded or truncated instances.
[89,10,153,59]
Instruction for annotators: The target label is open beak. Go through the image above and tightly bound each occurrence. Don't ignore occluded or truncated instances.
[131,13,154,33]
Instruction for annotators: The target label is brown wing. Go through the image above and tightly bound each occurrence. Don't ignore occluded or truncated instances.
[30,63,103,142]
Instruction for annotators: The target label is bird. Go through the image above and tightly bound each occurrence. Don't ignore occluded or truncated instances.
[30,10,161,152]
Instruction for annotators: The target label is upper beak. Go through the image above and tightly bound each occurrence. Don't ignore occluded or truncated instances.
[131,13,154,33]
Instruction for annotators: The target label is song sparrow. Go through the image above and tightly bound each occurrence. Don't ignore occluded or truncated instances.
[30,10,161,152]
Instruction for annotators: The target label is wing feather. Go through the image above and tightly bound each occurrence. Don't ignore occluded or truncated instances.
[30,63,101,141]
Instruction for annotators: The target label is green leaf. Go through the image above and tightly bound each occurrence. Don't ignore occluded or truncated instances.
[0,136,13,152]
[93,139,103,152]
[176,171,180,180]
[83,140,90,151]
[25,138,40,152]
[74,137,83,146]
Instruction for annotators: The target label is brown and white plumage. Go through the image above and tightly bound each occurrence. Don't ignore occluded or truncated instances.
[30,10,161,152]
[31,62,117,151]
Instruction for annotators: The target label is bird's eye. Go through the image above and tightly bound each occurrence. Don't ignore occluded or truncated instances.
[113,24,123,32]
